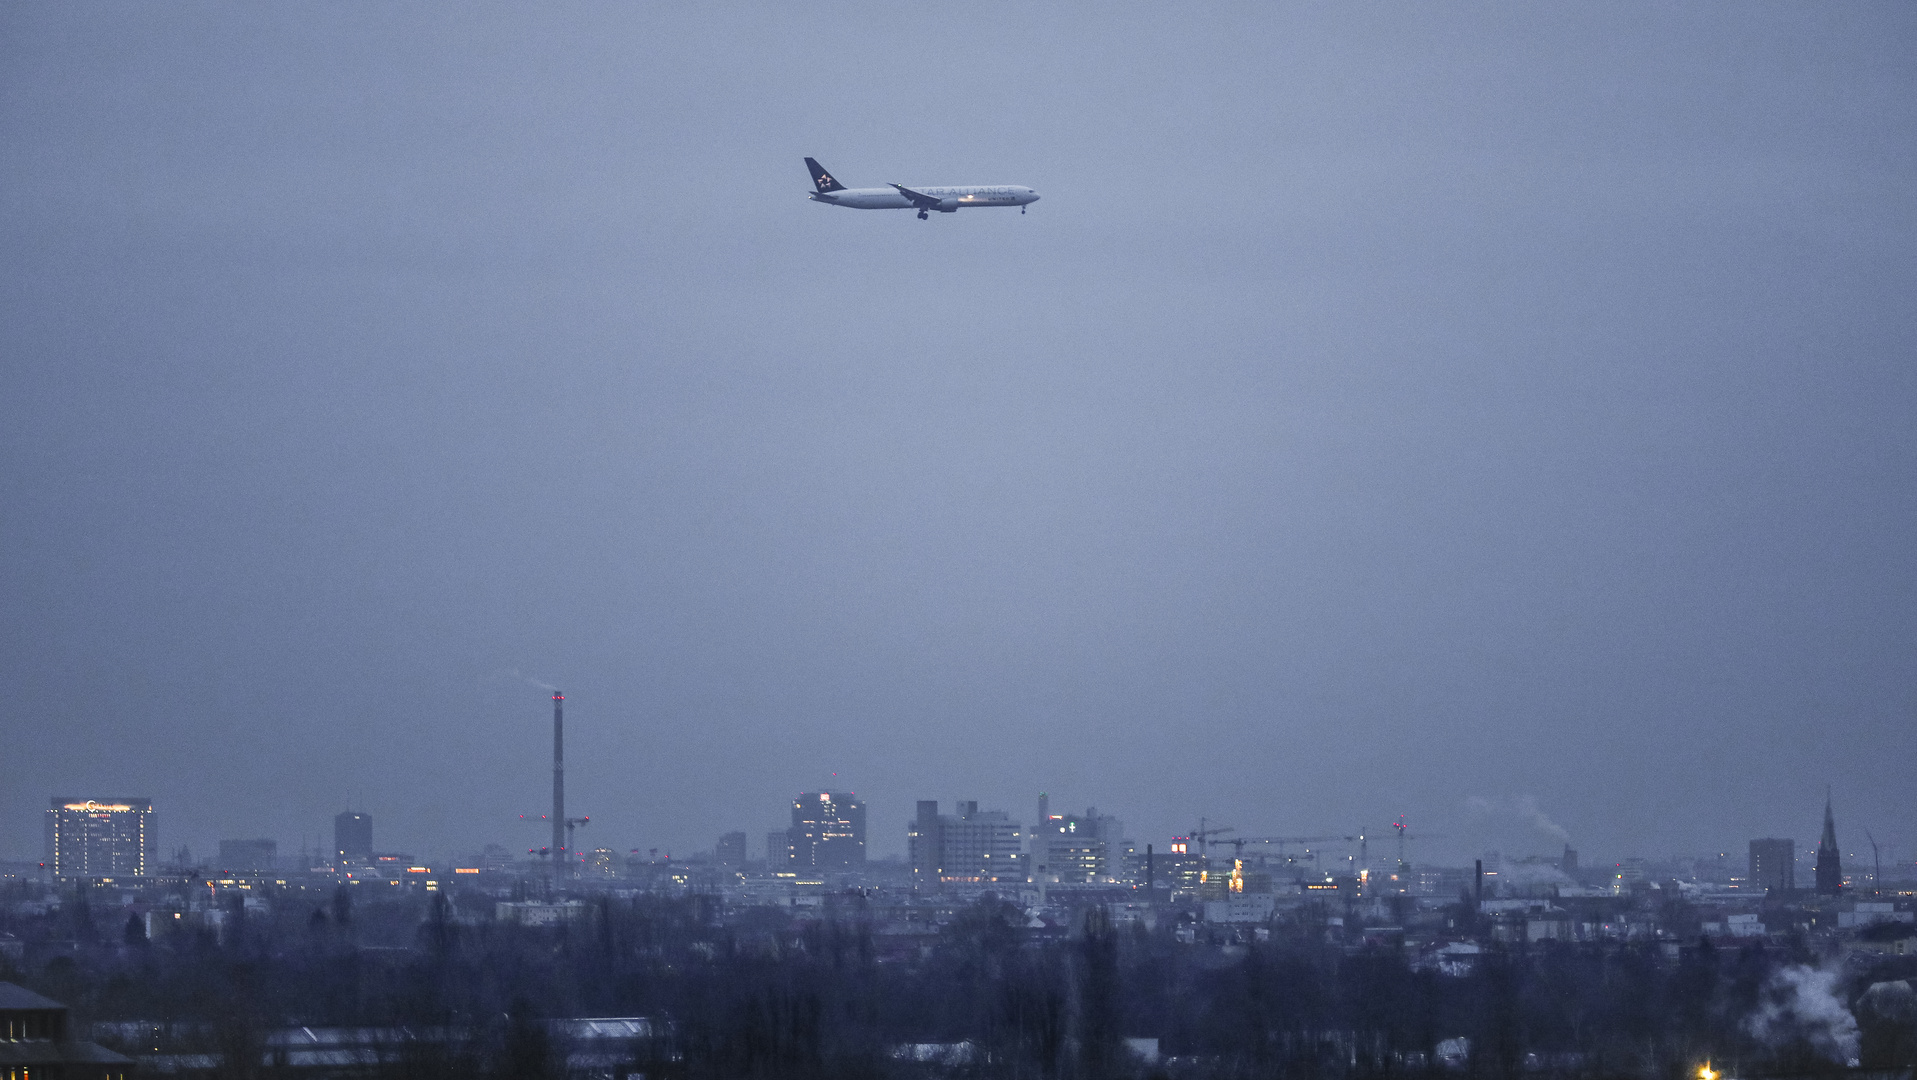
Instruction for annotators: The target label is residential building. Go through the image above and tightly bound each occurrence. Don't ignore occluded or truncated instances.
[716,831,747,867]
[1205,893,1278,923]
[0,981,135,1079]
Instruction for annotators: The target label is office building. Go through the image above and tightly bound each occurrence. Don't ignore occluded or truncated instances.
[788,792,865,870]
[909,802,941,881]
[1032,807,1124,883]
[1749,838,1795,893]
[908,800,1025,884]
[334,811,373,866]
[217,838,277,871]
[1150,837,1209,894]
[766,829,791,868]
[45,798,154,880]
[716,831,747,867]
[1815,797,1843,895]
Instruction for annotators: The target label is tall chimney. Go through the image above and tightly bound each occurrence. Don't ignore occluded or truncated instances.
[552,692,565,878]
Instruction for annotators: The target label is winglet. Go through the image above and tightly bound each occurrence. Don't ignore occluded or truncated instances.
[805,158,845,194]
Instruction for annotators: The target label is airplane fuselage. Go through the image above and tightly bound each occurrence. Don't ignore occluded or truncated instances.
[810,185,1039,211]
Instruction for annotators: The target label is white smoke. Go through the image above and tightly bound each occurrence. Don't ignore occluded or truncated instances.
[1745,965,1859,1066]
[1512,795,1571,843]
[1464,795,1572,844]
[484,668,559,692]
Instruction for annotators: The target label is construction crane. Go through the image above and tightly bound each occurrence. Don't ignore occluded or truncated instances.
[518,812,590,879]
[1185,819,1236,858]
[1215,836,1346,865]
[1389,817,1448,872]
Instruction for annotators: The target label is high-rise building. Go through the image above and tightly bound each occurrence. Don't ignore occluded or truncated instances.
[45,798,155,880]
[1031,794,1051,881]
[908,800,1025,885]
[218,839,278,871]
[1032,808,1123,883]
[334,811,373,866]
[788,792,865,870]
[716,831,747,867]
[1750,838,1795,893]
[909,801,943,882]
[1154,836,1208,894]
[1815,797,1843,895]
[766,829,792,868]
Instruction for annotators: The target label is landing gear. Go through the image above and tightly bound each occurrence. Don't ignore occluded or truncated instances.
[917,209,929,220]
[1021,206,1026,214]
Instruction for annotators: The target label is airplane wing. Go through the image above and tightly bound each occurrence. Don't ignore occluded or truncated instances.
[890,184,942,209]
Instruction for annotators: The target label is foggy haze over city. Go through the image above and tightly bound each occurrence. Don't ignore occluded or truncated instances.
[4,4,1914,871]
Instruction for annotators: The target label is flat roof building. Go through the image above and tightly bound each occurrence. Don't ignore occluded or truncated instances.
[45,798,154,881]
[218,838,278,872]
[789,792,865,870]
[335,811,372,866]
[1033,808,1124,883]
[909,800,1025,885]
[1749,838,1794,894]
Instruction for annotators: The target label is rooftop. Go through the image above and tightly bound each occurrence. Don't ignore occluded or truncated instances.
[0,983,65,1012]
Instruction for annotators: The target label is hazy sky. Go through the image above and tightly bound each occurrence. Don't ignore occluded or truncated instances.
[3,4,1912,869]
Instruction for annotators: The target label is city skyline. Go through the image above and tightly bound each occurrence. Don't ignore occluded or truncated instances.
[3,7,1913,883]
[18,785,1899,888]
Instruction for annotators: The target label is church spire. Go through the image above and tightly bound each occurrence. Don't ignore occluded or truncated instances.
[1815,790,1843,895]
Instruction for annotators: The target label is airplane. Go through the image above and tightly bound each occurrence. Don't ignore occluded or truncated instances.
[804,157,1039,220]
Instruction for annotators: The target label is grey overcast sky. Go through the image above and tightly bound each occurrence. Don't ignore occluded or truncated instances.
[3,3,1913,869]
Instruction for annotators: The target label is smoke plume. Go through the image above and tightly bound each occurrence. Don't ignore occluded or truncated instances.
[1745,965,1860,1066]
[484,668,559,692]
[1464,795,1572,844]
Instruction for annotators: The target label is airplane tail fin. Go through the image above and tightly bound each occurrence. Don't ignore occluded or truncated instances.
[805,157,846,194]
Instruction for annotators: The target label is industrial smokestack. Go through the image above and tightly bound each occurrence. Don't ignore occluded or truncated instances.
[552,692,565,879]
